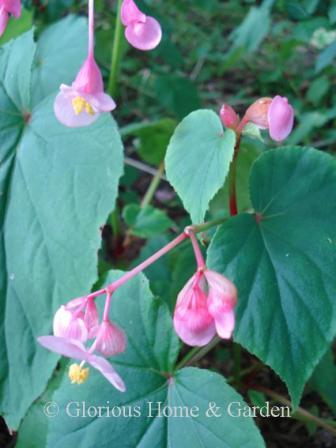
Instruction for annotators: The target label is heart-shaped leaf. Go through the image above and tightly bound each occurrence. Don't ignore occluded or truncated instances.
[207,146,336,408]
[0,29,123,428]
[48,273,264,448]
[165,110,236,223]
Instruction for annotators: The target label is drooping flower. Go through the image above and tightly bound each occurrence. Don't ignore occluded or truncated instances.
[174,272,216,346]
[54,53,116,128]
[39,289,127,390]
[54,0,116,127]
[94,320,127,356]
[38,336,126,391]
[219,104,240,130]
[174,269,237,347]
[0,0,21,37]
[121,0,162,51]
[244,96,294,142]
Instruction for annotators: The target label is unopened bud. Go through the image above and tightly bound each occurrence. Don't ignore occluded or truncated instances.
[219,104,240,129]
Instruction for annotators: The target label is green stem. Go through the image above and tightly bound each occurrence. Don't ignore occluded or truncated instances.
[191,217,228,234]
[110,208,121,239]
[227,363,261,384]
[256,387,336,437]
[141,162,165,208]
[176,337,221,370]
[108,0,123,97]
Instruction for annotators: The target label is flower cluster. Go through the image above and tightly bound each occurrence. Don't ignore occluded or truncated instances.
[54,0,162,128]
[220,95,295,142]
[38,292,127,392]
[38,228,238,391]
[174,229,237,346]
[0,0,21,36]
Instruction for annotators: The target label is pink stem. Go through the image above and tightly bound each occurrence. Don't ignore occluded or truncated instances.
[86,233,188,300]
[88,0,95,58]
[186,229,206,270]
[103,291,112,322]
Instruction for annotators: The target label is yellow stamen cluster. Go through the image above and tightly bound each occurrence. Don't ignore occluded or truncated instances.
[72,96,95,116]
[68,363,90,385]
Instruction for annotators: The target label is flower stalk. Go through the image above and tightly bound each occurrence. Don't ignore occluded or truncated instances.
[108,0,124,97]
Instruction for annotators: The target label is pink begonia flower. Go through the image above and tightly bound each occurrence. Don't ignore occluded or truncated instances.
[174,270,237,347]
[38,336,126,392]
[174,273,216,347]
[54,0,116,127]
[244,96,294,142]
[95,321,127,357]
[54,55,116,128]
[0,0,21,37]
[219,104,240,130]
[121,0,162,51]
[268,96,295,142]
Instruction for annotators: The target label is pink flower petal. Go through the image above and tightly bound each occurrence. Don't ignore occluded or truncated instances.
[91,92,116,113]
[0,8,9,36]
[37,336,90,361]
[89,355,126,392]
[173,274,216,347]
[125,16,162,51]
[73,56,104,95]
[4,0,21,17]
[121,0,146,26]
[84,298,99,339]
[213,309,235,339]
[95,321,127,356]
[204,270,237,309]
[174,310,216,346]
[205,270,237,340]
[268,96,294,142]
[53,306,88,342]
[54,90,99,128]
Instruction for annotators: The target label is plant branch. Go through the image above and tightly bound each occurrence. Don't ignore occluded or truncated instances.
[256,386,336,437]
[141,162,165,208]
[108,0,124,97]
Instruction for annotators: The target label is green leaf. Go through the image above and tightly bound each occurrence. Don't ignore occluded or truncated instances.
[207,147,336,408]
[121,118,177,166]
[0,8,33,47]
[0,30,124,428]
[16,361,68,448]
[310,348,336,414]
[32,15,88,106]
[47,275,264,447]
[123,204,174,238]
[165,110,236,223]
[0,29,35,110]
[230,0,274,53]
[168,368,265,447]
[316,41,336,72]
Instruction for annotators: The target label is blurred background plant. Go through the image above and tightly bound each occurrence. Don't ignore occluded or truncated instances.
[1,1,335,447]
